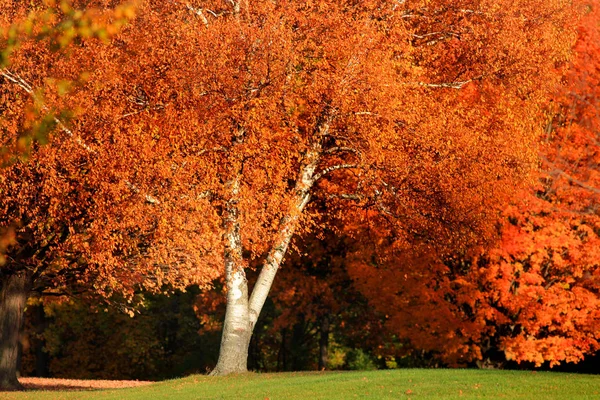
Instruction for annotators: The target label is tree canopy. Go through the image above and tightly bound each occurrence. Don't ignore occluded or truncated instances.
[0,0,582,384]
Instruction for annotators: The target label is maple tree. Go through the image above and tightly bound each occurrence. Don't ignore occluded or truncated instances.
[474,1,600,367]
[1,0,578,384]
[348,1,600,369]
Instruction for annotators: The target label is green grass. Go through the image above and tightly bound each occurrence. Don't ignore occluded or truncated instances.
[5,369,600,399]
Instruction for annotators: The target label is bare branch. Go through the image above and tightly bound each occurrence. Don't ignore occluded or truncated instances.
[380,178,399,195]
[413,80,473,89]
[540,155,600,195]
[404,74,483,90]
[186,4,209,26]
[411,31,459,39]
[125,182,160,204]
[205,9,222,17]
[313,163,359,182]
[198,190,213,199]
[1,69,33,93]
[547,169,600,195]
[119,109,146,119]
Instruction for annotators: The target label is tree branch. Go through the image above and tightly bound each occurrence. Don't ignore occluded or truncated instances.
[406,74,483,90]
[313,164,359,182]
[547,168,600,195]
[186,4,209,26]
[541,155,600,195]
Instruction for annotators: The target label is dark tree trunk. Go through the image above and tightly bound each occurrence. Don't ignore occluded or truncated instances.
[0,270,31,391]
[277,328,287,371]
[318,315,330,370]
[31,303,49,377]
[248,329,264,371]
[290,319,309,370]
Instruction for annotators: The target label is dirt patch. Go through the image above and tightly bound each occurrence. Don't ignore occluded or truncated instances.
[19,377,154,391]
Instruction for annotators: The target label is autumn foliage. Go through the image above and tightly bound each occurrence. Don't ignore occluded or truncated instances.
[0,0,588,385]
[349,1,600,368]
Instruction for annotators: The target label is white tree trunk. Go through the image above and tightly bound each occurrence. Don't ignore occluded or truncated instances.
[211,179,252,375]
[212,121,328,375]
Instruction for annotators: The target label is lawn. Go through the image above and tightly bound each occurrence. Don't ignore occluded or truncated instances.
[5,369,600,399]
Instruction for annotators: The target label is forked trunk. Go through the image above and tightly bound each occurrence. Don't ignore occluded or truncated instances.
[212,123,327,375]
[0,270,31,391]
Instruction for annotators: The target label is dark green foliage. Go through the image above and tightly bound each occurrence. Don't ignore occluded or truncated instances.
[21,289,220,380]
[344,349,377,371]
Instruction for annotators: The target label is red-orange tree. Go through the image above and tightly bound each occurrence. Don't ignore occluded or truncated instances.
[1,0,576,379]
[475,2,600,367]
[348,2,600,368]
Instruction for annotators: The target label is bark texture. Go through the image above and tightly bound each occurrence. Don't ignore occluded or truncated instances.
[0,270,31,391]
[210,268,252,375]
[211,178,253,375]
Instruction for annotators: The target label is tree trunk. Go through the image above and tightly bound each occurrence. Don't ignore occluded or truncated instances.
[0,270,31,391]
[211,178,252,376]
[212,121,328,375]
[211,268,252,375]
[277,328,287,371]
[318,314,330,370]
[31,303,49,377]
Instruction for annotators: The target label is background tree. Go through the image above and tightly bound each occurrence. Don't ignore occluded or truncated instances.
[19,290,218,380]
[347,1,600,369]
[250,228,389,371]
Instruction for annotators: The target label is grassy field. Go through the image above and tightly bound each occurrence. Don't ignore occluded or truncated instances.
[5,369,600,399]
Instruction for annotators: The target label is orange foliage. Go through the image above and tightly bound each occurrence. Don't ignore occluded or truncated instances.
[0,0,580,374]
[348,1,600,368]
[1,1,221,300]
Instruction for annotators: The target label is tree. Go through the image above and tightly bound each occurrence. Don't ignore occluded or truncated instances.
[0,0,219,391]
[2,0,576,379]
[20,289,217,380]
[346,1,600,368]
[472,1,600,367]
